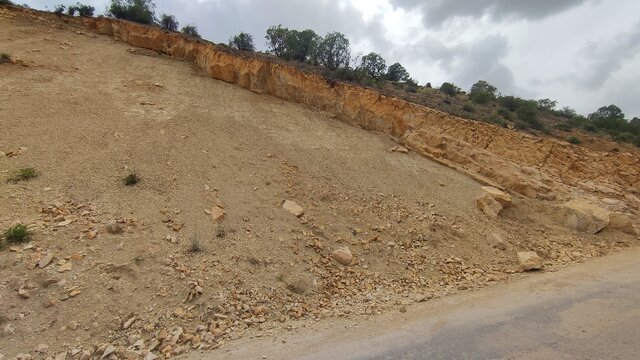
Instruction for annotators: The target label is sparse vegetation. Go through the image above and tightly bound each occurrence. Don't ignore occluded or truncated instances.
[3,224,31,245]
[188,235,203,253]
[7,167,37,183]
[0,52,10,63]
[69,3,95,17]
[229,32,255,51]
[463,104,475,113]
[568,136,582,145]
[123,173,139,186]
[469,80,497,104]
[0,0,14,5]
[440,82,459,96]
[54,4,65,14]
[107,0,155,25]
[159,13,178,31]
[180,25,200,38]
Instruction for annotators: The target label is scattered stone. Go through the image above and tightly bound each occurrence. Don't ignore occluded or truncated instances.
[80,351,91,360]
[69,289,81,297]
[39,253,54,268]
[17,288,30,299]
[282,200,304,217]
[36,344,49,353]
[15,354,32,360]
[487,233,507,251]
[87,230,98,240]
[56,219,74,227]
[105,223,124,234]
[475,187,512,218]
[100,345,116,359]
[390,145,409,154]
[143,353,158,360]
[3,323,15,334]
[54,352,66,360]
[123,316,137,329]
[210,206,225,223]
[560,199,610,234]
[57,262,72,273]
[517,251,544,271]
[173,307,186,318]
[332,246,353,266]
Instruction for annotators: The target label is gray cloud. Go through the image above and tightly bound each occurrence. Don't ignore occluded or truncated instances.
[390,0,596,26]
[568,22,640,90]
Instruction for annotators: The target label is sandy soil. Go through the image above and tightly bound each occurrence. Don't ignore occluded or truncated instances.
[0,10,636,360]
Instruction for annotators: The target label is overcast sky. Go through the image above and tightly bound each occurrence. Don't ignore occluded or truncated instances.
[25,0,640,118]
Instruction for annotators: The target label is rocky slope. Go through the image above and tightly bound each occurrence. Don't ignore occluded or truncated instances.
[0,6,638,360]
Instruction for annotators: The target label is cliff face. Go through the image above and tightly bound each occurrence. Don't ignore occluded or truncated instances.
[16,9,640,207]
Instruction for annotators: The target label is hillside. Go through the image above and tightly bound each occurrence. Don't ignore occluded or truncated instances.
[0,6,638,360]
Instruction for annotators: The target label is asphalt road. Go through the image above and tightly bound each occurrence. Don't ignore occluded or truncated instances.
[188,248,640,360]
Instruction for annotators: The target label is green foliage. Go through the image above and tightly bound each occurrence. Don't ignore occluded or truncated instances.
[557,106,577,119]
[536,98,557,111]
[181,25,200,38]
[0,53,10,63]
[229,32,255,51]
[614,132,635,143]
[498,96,520,111]
[310,32,350,70]
[67,3,95,16]
[555,122,573,131]
[583,123,598,132]
[567,136,581,145]
[3,224,31,245]
[265,25,319,62]
[359,52,386,79]
[7,167,37,183]
[462,104,475,113]
[386,62,410,82]
[107,0,155,25]
[497,107,511,120]
[588,104,627,132]
[0,0,14,5]
[469,80,497,104]
[54,4,65,14]
[516,100,541,130]
[159,13,178,31]
[123,173,139,186]
[439,82,459,96]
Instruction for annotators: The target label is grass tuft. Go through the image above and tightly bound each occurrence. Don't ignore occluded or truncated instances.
[188,235,204,253]
[3,224,31,245]
[123,173,139,186]
[7,167,37,183]
[0,53,11,63]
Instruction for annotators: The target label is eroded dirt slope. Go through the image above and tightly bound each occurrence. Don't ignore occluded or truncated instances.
[0,7,638,360]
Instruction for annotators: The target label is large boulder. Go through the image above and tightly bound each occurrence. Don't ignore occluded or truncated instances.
[475,186,512,218]
[517,251,544,271]
[560,199,611,234]
[608,212,638,235]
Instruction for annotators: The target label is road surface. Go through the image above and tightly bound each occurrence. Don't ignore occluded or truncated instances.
[186,247,640,360]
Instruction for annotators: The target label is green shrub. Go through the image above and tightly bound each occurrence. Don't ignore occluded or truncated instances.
[567,136,581,145]
[107,0,155,25]
[439,82,459,96]
[516,101,542,130]
[555,122,573,131]
[124,173,139,186]
[7,167,37,183]
[229,32,255,51]
[462,104,475,113]
[497,108,511,120]
[181,25,201,39]
[469,80,497,104]
[0,53,10,63]
[614,132,635,143]
[583,123,598,132]
[3,224,31,245]
[54,4,65,14]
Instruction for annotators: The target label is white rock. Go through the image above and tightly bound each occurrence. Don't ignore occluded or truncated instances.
[517,251,543,271]
[560,199,610,234]
[39,253,54,269]
[332,246,353,266]
[282,200,304,217]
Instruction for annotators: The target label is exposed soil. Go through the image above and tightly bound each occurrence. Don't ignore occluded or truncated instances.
[0,8,637,360]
